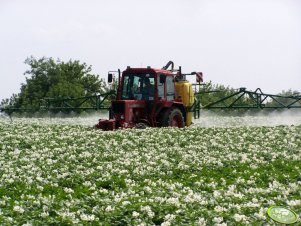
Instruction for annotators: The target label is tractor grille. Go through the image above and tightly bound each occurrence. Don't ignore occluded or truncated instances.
[112,102,125,114]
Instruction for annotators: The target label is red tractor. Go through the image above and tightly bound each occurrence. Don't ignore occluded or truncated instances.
[95,61,203,130]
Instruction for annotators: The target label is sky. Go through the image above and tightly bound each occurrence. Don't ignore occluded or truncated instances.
[0,0,301,101]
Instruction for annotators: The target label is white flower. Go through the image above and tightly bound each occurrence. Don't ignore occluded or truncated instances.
[132,211,140,218]
[122,201,131,206]
[166,197,180,207]
[63,187,74,194]
[197,217,207,226]
[141,205,155,218]
[137,223,146,226]
[40,211,49,218]
[14,148,21,155]
[214,205,227,213]
[286,199,301,206]
[13,205,25,213]
[164,214,176,221]
[233,213,247,222]
[21,223,32,226]
[80,213,95,221]
[37,185,44,191]
[213,190,221,198]
[161,222,171,226]
[254,208,267,220]
[83,181,92,187]
[212,217,223,223]
[105,205,114,212]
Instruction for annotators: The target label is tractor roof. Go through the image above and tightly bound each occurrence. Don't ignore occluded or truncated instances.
[124,67,173,75]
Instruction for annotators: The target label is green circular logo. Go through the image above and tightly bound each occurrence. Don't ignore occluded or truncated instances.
[267,206,298,224]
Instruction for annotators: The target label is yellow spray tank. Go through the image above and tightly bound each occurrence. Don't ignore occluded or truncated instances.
[175,80,195,126]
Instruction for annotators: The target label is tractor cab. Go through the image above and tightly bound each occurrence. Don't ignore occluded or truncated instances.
[109,67,174,129]
[120,70,156,101]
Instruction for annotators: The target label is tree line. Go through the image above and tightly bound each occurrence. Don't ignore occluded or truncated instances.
[198,82,300,109]
[1,56,300,114]
[1,57,109,113]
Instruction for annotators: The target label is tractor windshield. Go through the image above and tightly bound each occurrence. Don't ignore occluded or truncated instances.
[122,73,155,100]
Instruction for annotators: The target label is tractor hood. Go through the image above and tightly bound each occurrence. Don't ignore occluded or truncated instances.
[111,100,146,128]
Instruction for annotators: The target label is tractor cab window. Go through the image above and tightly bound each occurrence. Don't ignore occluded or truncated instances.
[157,76,164,99]
[122,73,155,100]
[166,76,174,100]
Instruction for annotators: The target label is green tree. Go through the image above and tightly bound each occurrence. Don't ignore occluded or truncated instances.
[1,56,107,112]
[265,89,301,107]
[198,81,237,106]
[197,81,261,113]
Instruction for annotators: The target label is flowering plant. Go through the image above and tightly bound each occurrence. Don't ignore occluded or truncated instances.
[0,117,300,225]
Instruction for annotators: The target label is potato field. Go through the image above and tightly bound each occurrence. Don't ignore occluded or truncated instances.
[0,115,301,225]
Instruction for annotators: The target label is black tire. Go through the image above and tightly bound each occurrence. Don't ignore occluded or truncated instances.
[135,122,149,129]
[160,107,185,128]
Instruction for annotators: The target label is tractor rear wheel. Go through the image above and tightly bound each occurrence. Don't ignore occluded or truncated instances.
[160,107,184,128]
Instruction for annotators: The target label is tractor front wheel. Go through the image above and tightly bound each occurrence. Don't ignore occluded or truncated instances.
[160,107,184,128]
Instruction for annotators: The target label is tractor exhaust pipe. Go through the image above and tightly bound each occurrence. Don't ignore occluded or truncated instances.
[162,61,174,71]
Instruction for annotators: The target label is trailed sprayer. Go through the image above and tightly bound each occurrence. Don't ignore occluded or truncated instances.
[95,61,203,130]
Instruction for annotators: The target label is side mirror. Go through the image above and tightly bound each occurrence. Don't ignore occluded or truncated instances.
[108,73,113,83]
[159,74,166,84]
